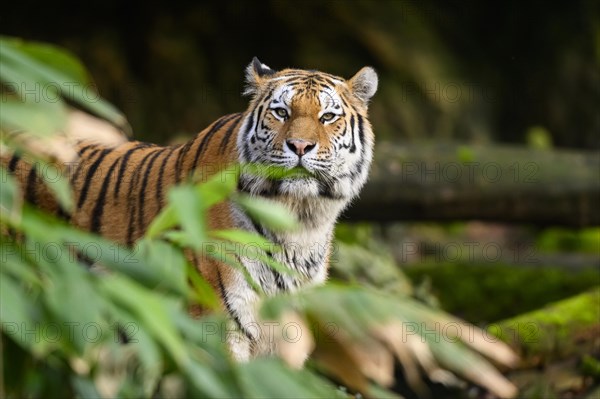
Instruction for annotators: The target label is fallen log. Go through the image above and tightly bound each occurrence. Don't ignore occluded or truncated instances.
[344,142,600,227]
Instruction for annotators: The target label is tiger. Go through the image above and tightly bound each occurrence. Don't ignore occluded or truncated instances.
[1,57,378,360]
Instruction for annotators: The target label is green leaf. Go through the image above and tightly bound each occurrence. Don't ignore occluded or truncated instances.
[0,96,68,137]
[132,239,189,295]
[35,158,73,211]
[0,166,21,220]
[145,205,178,239]
[162,230,193,247]
[41,250,104,352]
[168,185,207,251]
[235,194,297,231]
[0,274,31,325]
[0,250,43,287]
[1,38,81,87]
[6,38,90,84]
[108,305,164,384]
[238,358,340,398]
[194,166,239,208]
[99,275,189,367]
[1,37,129,131]
[204,239,262,292]
[184,361,236,398]
[71,375,102,399]
[210,229,278,252]
[186,262,221,310]
[241,163,312,180]
[210,228,298,277]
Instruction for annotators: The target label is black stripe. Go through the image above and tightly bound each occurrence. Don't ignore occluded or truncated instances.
[357,113,365,147]
[76,149,112,210]
[243,111,255,141]
[339,96,350,109]
[321,77,337,87]
[7,154,21,173]
[70,148,100,185]
[241,105,263,163]
[236,176,281,198]
[156,147,177,207]
[113,144,149,200]
[318,180,334,199]
[278,77,303,85]
[350,114,367,180]
[241,114,254,162]
[274,270,286,290]
[218,113,243,154]
[56,205,71,222]
[216,267,254,341]
[249,216,267,239]
[6,154,23,240]
[349,115,356,153]
[126,148,160,245]
[174,140,195,184]
[237,177,249,193]
[137,149,165,231]
[76,144,96,156]
[25,166,37,206]
[253,106,263,134]
[189,113,241,175]
[90,157,122,233]
[266,179,281,197]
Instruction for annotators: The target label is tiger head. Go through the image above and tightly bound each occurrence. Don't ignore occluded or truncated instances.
[237,58,378,206]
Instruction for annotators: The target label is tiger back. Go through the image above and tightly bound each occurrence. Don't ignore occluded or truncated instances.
[2,58,378,360]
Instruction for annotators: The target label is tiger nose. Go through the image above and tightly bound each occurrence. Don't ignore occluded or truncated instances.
[286,139,316,156]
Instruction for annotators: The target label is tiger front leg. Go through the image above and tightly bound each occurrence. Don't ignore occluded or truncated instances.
[218,269,277,360]
[226,318,277,361]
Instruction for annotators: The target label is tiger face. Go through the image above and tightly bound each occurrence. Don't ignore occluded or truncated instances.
[237,58,378,203]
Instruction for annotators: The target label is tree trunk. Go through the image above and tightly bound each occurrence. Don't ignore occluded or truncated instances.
[344,143,600,227]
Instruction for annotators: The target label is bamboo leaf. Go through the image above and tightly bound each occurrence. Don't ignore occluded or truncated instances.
[238,358,340,398]
[0,38,128,130]
[168,185,207,251]
[235,194,297,231]
[145,205,177,239]
[194,166,239,208]
[99,275,189,367]
[0,96,68,137]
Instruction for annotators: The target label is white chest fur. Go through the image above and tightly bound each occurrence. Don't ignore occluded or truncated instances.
[223,196,345,360]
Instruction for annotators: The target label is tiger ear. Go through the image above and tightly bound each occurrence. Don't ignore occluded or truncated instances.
[244,57,276,96]
[348,67,378,104]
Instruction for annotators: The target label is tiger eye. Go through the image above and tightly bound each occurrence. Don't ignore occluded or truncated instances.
[320,112,336,123]
[273,108,288,118]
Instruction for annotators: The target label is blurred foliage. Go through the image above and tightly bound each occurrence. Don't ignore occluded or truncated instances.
[536,227,600,254]
[2,0,598,148]
[333,221,600,325]
[0,38,523,398]
[0,37,128,136]
[405,263,600,324]
[526,126,553,150]
[330,241,414,298]
[0,174,520,398]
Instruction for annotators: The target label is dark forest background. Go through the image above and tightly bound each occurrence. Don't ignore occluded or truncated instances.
[2,2,600,397]
[2,0,599,148]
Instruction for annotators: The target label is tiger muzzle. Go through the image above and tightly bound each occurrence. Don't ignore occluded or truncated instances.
[285,139,316,157]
